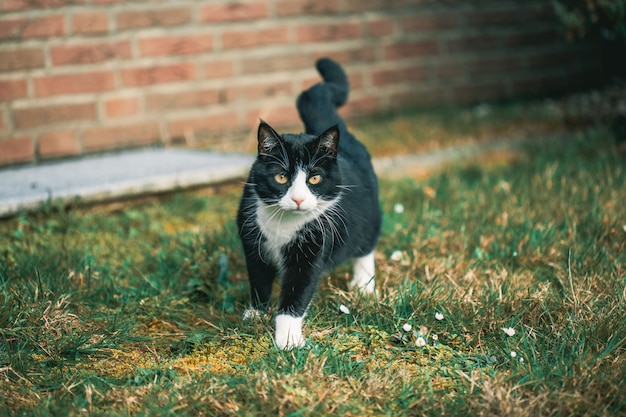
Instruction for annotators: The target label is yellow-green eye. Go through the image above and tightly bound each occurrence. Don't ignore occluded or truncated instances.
[308,175,322,185]
[274,173,288,184]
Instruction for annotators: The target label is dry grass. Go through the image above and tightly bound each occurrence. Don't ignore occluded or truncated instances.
[0,110,624,416]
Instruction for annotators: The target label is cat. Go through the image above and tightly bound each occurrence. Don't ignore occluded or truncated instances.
[237,58,382,350]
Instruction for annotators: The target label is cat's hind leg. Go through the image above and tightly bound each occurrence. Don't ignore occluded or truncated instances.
[349,251,376,294]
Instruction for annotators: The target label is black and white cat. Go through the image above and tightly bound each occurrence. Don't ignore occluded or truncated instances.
[237,58,381,349]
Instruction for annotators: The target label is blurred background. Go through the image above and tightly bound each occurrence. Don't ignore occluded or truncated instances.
[0,0,624,166]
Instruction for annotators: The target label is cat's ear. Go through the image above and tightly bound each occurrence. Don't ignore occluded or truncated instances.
[314,125,340,157]
[258,120,282,155]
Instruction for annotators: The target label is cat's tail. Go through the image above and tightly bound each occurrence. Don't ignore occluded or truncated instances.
[296,58,349,136]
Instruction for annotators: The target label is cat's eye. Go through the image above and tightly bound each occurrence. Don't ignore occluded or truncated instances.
[308,175,322,185]
[274,173,288,184]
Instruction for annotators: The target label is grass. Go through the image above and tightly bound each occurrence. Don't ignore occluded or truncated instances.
[351,100,566,157]
[1,108,625,416]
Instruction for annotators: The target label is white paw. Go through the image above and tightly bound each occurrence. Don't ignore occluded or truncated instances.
[275,314,305,350]
[243,308,262,321]
[348,276,377,294]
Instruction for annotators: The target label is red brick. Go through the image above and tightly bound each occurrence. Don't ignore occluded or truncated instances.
[0,136,33,165]
[72,11,109,35]
[25,15,65,38]
[83,122,160,151]
[104,96,140,118]
[222,27,289,49]
[403,13,459,32]
[390,86,445,108]
[169,111,240,140]
[275,0,340,16]
[372,65,428,86]
[297,22,361,43]
[203,60,234,79]
[384,40,439,60]
[0,18,26,39]
[341,95,379,116]
[121,63,196,87]
[139,34,213,57]
[0,48,44,72]
[241,53,312,75]
[34,71,115,97]
[0,15,65,39]
[51,41,131,65]
[0,78,27,101]
[14,102,96,129]
[346,71,364,89]
[247,105,300,128]
[146,88,224,112]
[1,0,84,11]
[0,110,6,133]
[313,47,376,64]
[116,7,191,30]
[225,81,292,102]
[38,131,80,158]
[200,2,267,22]
[367,17,394,37]
[346,0,408,12]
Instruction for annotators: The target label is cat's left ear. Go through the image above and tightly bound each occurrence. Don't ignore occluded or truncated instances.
[258,120,283,155]
[314,125,340,157]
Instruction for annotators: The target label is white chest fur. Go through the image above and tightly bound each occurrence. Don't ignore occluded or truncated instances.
[256,203,318,268]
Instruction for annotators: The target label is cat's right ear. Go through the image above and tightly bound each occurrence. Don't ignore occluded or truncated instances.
[258,120,282,156]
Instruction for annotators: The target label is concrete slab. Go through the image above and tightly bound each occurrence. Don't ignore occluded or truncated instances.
[0,148,255,217]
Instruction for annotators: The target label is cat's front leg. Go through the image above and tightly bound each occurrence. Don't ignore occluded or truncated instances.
[242,254,276,320]
[274,263,322,349]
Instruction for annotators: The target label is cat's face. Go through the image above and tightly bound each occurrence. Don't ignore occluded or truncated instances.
[252,122,341,214]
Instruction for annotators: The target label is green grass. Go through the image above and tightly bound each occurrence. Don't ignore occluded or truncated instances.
[1,121,625,415]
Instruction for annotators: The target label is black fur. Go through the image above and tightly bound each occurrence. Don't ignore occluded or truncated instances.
[237,58,381,324]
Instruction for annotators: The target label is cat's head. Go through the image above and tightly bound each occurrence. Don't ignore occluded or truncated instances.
[251,121,341,213]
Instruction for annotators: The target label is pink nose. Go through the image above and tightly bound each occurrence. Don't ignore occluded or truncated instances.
[292,198,304,207]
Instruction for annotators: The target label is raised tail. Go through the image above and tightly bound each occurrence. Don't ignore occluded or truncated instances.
[296,58,349,136]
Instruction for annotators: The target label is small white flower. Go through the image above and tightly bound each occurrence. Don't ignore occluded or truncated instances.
[510,351,517,358]
[390,250,403,262]
[519,357,524,363]
[432,334,438,342]
[402,323,412,332]
[339,304,350,315]
[435,312,444,321]
[502,327,516,337]
[415,337,426,347]
[394,203,405,214]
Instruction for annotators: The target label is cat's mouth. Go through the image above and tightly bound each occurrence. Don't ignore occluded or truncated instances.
[283,205,313,214]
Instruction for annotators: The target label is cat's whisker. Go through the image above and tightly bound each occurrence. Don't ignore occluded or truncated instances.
[237,58,381,350]
[259,152,288,170]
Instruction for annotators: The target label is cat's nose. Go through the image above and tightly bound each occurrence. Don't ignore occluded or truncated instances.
[292,198,304,208]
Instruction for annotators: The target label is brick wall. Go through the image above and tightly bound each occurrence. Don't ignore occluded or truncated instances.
[0,0,604,166]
